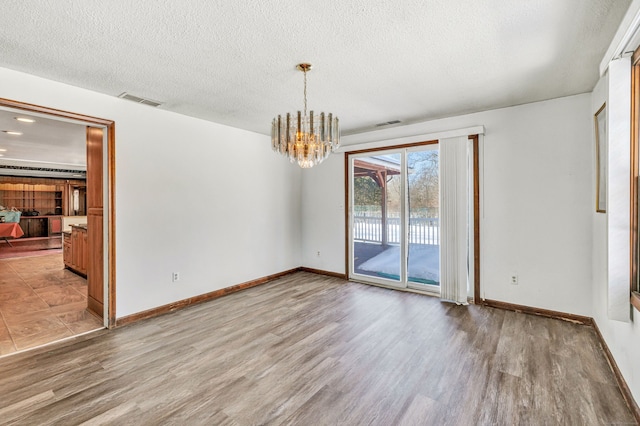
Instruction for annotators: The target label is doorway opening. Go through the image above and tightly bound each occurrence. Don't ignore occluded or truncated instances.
[0,98,115,356]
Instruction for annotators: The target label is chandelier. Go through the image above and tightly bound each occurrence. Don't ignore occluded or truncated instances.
[271,63,340,168]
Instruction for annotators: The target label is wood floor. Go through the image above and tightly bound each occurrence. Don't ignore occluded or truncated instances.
[0,272,635,425]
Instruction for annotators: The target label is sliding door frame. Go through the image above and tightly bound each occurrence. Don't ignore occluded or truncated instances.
[405,143,441,293]
[347,147,409,289]
[344,136,481,302]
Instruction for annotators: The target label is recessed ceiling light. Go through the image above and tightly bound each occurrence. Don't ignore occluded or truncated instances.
[0,149,7,152]
[3,131,22,136]
[15,117,35,123]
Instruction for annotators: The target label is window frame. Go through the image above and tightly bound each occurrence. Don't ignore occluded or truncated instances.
[631,48,640,310]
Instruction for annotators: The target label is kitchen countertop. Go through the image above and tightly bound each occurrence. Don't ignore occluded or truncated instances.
[64,224,87,235]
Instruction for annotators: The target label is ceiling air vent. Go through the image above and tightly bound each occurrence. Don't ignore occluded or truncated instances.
[118,92,163,107]
[375,120,402,127]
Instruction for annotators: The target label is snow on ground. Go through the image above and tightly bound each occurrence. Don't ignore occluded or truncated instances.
[358,244,439,283]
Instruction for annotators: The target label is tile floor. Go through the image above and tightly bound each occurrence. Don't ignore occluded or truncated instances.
[0,253,103,356]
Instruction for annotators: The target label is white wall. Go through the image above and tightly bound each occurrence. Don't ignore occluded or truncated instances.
[591,67,640,401]
[0,67,302,318]
[591,72,610,320]
[302,94,594,316]
[301,152,345,272]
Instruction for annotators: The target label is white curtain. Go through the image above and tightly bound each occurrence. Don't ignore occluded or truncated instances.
[439,136,470,304]
[607,57,631,322]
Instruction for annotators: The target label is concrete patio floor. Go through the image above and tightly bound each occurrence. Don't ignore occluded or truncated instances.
[354,242,439,284]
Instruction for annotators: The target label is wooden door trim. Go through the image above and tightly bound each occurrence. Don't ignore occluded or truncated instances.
[105,125,116,326]
[470,134,481,304]
[0,97,116,328]
[0,98,113,126]
[631,50,640,302]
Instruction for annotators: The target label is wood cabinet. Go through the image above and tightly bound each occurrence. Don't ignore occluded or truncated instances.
[0,183,63,215]
[87,127,104,319]
[0,177,86,217]
[0,177,85,244]
[81,230,88,273]
[64,225,87,277]
[19,216,62,238]
[49,216,62,235]
[63,232,72,265]
[19,217,46,238]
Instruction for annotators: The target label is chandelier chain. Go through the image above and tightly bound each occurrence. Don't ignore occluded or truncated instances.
[303,69,308,117]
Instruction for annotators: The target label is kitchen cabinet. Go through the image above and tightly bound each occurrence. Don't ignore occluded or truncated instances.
[19,216,62,239]
[49,216,62,235]
[0,182,63,215]
[64,225,87,277]
[87,126,104,319]
[63,232,71,265]
[0,177,86,217]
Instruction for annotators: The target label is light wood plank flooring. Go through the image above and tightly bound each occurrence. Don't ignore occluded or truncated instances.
[0,272,635,424]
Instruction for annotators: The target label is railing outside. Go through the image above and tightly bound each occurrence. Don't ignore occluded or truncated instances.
[353,216,439,245]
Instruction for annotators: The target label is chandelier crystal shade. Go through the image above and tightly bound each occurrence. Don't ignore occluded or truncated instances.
[271,63,339,168]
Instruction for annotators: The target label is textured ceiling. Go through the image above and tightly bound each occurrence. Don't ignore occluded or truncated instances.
[0,0,631,136]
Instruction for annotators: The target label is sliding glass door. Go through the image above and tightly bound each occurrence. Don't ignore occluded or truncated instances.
[348,144,440,293]
[407,148,440,289]
[351,152,404,285]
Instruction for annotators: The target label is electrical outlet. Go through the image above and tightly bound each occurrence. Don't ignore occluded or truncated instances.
[510,274,518,285]
[172,272,180,282]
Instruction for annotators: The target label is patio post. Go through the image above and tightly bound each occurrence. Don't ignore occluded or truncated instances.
[379,170,388,247]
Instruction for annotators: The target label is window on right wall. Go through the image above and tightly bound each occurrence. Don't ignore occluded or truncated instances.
[631,47,640,309]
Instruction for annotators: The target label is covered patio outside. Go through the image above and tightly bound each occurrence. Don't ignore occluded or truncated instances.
[352,154,440,285]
